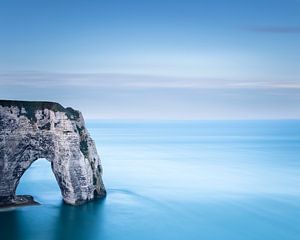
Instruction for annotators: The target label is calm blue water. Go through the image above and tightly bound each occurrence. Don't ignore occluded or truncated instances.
[1,120,300,240]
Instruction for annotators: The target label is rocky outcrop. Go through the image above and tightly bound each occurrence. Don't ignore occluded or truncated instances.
[0,100,106,207]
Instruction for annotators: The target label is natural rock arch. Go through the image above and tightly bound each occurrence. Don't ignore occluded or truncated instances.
[16,158,61,199]
[0,100,106,207]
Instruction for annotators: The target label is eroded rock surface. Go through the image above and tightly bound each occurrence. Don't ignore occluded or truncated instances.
[0,100,106,207]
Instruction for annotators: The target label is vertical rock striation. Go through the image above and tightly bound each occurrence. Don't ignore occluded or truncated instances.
[0,100,106,207]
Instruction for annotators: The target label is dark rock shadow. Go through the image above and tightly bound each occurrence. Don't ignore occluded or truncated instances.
[52,198,107,240]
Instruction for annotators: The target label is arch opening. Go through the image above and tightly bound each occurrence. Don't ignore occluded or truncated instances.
[16,158,61,205]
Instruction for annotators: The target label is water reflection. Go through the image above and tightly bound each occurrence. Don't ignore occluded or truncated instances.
[0,210,23,240]
[53,199,106,240]
[0,198,106,240]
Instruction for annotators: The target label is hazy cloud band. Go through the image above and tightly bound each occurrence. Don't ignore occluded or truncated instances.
[1,71,300,90]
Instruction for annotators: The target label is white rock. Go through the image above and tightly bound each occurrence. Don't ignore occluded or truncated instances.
[0,100,106,206]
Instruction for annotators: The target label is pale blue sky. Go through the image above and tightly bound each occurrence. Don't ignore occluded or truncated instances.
[0,0,299,119]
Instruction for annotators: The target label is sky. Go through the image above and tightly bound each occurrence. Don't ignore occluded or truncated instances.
[0,0,299,119]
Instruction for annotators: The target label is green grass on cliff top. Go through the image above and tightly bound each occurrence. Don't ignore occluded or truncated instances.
[0,99,80,121]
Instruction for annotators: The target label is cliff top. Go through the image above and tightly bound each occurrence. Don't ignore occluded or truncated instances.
[0,99,80,121]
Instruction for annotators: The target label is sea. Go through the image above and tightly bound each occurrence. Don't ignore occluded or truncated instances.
[1,120,300,240]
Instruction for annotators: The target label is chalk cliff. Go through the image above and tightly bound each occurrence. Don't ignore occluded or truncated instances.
[0,100,106,207]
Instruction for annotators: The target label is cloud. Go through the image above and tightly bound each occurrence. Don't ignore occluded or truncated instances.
[1,71,300,120]
[0,71,300,90]
[244,26,300,34]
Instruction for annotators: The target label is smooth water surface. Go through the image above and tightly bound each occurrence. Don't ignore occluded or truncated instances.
[1,120,300,240]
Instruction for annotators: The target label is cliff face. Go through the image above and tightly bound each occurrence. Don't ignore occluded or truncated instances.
[0,100,106,207]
